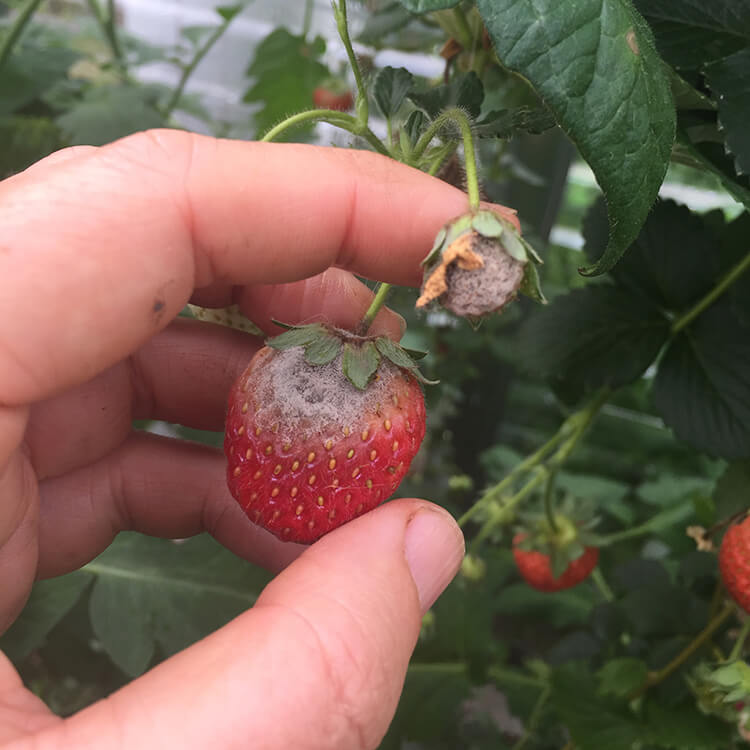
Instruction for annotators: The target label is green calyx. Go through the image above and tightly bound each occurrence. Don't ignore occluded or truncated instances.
[420,208,546,306]
[515,500,600,578]
[267,322,437,391]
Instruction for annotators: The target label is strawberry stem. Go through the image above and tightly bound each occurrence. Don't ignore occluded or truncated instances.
[260,110,390,156]
[332,0,369,126]
[543,469,559,534]
[629,603,735,700]
[729,617,750,661]
[411,108,481,210]
[357,282,392,335]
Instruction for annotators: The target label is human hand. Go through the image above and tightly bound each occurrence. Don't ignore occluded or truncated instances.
[0,131,482,748]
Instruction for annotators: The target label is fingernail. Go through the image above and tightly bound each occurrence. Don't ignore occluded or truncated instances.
[404,508,465,613]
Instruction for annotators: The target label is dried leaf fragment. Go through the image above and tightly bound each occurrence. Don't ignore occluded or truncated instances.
[416,232,484,308]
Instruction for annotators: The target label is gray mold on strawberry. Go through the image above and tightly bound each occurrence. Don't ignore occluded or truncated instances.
[416,209,546,319]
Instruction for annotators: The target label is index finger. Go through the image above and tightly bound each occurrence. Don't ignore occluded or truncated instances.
[0,131,487,406]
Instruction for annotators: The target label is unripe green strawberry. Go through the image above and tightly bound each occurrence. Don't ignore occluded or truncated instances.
[720,516,750,613]
[224,325,428,544]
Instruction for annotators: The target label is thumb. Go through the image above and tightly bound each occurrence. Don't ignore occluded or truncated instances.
[44,499,464,750]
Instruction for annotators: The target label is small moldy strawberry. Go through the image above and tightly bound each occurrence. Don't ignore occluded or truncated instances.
[416,209,545,319]
[224,323,430,544]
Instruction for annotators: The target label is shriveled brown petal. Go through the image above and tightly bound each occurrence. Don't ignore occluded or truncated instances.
[416,233,484,308]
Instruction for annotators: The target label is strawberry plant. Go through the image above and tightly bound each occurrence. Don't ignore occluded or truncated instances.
[2,0,750,748]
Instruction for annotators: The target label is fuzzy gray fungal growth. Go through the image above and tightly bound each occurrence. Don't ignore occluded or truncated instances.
[439,235,525,317]
[249,346,400,444]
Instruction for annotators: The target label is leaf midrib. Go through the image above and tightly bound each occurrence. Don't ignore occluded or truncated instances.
[83,562,257,603]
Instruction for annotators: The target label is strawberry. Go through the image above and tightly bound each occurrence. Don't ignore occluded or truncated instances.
[224,324,428,544]
[719,516,750,613]
[312,87,354,112]
[512,533,599,592]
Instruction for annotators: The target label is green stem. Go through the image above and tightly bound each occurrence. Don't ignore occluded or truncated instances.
[163,10,238,119]
[260,110,390,156]
[357,283,392,335]
[671,250,750,333]
[457,429,566,528]
[450,6,474,48]
[86,0,126,73]
[0,0,44,72]
[543,469,559,533]
[302,0,314,38]
[511,686,551,750]
[630,604,735,699]
[333,0,368,124]
[729,617,750,661]
[464,389,609,543]
[413,108,480,209]
[591,568,615,602]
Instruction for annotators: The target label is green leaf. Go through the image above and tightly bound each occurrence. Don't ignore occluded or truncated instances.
[474,106,557,139]
[597,658,648,698]
[215,4,242,22]
[476,0,675,276]
[653,300,750,459]
[644,699,732,749]
[496,584,595,628]
[633,0,750,70]
[396,0,459,12]
[180,25,214,47]
[267,323,327,350]
[85,534,270,676]
[621,581,706,636]
[304,332,342,365]
[373,66,413,119]
[550,664,641,750]
[518,286,670,391]
[0,115,62,178]
[55,85,165,146]
[409,71,483,120]
[584,198,719,312]
[358,3,414,46]
[637,474,714,506]
[243,28,329,138]
[342,341,380,391]
[705,48,750,176]
[712,460,750,524]
[375,336,438,385]
[403,109,427,147]
[0,44,79,116]
[0,573,91,663]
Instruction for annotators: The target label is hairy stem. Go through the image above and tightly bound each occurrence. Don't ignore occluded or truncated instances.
[0,0,44,72]
[333,0,368,124]
[357,283,392,335]
[671,250,750,333]
[413,108,480,209]
[302,0,314,38]
[163,9,239,119]
[630,604,735,699]
[261,109,389,155]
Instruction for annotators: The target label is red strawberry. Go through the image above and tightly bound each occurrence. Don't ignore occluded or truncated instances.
[719,516,750,613]
[312,87,354,112]
[512,533,599,592]
[224,328,426,544]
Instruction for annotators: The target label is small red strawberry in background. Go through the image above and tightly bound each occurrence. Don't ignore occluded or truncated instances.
[512,510,599,592]
[313,86,354,111]
[513,536,599,592]
[719,515,750,613]
[224,323,431,544]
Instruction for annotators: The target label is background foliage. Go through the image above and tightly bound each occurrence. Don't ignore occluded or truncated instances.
[2,0,750,747]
